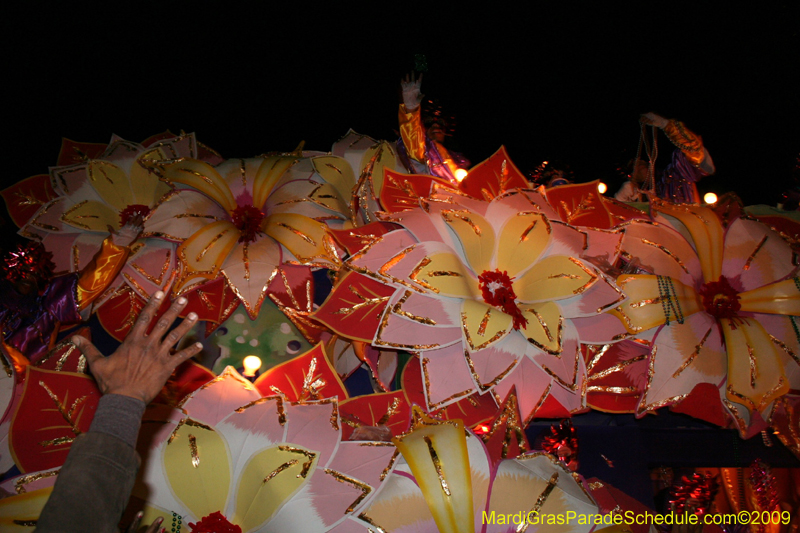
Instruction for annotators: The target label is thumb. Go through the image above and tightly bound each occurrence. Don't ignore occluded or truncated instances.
[71,335,104,368]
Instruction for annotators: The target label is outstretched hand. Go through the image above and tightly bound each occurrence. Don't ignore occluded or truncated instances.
[640,112,669,129]
[72,291,202,405]
[109,212,144,247]
[400,71,424,111]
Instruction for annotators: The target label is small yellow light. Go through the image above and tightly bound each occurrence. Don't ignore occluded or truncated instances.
[704,192,718,205]
[454,168,468,182]
[242,355,262,377]
[597,182,607,194]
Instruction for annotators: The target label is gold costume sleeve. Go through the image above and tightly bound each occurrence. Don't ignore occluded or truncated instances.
[664,119,706,167]
[398,104,427,163]
[76,238,130,311]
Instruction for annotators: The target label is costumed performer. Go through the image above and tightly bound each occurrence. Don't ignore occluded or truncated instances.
[0,215,142,365]
[397,72,469,185]
[628,111,715,204]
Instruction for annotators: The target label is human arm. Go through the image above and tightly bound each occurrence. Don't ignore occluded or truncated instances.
[399,72,427,162]
[34,292,201,533]
[641,112,715,174]
[76,215,143,313]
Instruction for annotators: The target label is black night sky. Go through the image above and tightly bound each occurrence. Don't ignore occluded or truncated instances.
[3,2,798,208]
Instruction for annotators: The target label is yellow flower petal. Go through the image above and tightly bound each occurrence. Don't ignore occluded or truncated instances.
[131,150,172,206]
[252,155,300,210]
[440,208,495,275]
[519,301,563,354]
[409,252,478,299]
[654,202,724,284]
[496,212,551,279]
[164,420,231,522]
[721,318,789,411]
[462,299,512,351]
[513,256,597,303]
[312,155,356,212]
[86,160,134,211]
[392,408,473,533]
[738,278,800,316]
[62,200,122,232]
[264,212,338,266]
[175,220,240,291]
[608,274,701,334]
[232,445,317,531]
[164,159,237,212]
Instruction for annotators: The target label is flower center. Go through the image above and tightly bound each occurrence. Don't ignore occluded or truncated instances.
[231,204,265,243]
[119,204,150,226]
[478,269,528,330]
[698,275,741,320]
[188,511,241,533]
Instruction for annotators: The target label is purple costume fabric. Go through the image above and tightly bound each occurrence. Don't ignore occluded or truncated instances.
[656,149,708,204]
[0,274,81,363]
[395,136,470,183]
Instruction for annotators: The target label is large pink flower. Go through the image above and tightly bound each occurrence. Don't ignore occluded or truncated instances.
[316,191,624,423]
[609,202,800,436]
[21,135,194,306]
[133,368,396,532]
[145,152,351,317]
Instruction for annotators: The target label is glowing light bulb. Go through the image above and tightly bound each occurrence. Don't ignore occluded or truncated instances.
[597,182,607,194]
[454,168,468,182]
[242,355,262,377]
[704,192,718,205]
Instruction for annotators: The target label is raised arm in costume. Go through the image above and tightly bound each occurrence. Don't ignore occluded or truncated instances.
[396,72,469,184]
[641,112,715,204]
[0,218,142,364]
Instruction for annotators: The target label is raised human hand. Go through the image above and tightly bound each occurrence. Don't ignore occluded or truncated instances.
[109,212,144,247]
[400,71,424,111]
[640,112,669,129]
[72,291,202,404]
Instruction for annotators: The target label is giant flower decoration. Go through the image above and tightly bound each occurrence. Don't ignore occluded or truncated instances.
[133,367,396,532]
[314,192,624,423]
[354,408,599,533]
[20,134,198,306]
[609,201,800,435]
[145,151,351,317]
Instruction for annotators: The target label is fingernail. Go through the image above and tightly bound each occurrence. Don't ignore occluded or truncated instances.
[154,291,164,300]
[135,511,144,520]
[194,342,203,349]
[177,297,187,305]
[70,336,82,344]
[156,517,164,525]
[187,312,197,320]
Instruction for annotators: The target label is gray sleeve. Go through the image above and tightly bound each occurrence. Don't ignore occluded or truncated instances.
[34,395,146,532]
[88,394,146,448]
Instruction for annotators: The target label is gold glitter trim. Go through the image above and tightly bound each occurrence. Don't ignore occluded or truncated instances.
[585,344,610,373]
[587,354,647,382]
[421,357,474,409]
[423,435,451,496]
[517,472,559,532]
[524,383,553,426]
[358,512,388,533]
[407,257,437,293]
[441,209,481,235]
[392,290,437,325]
[278,445,316,478]
[586,385,639,394]
[461,311,508,351]
[743,235,768,271]
[276,222,316,246]
[640,239,690,274]
[263,460,298,483]
[196,228,232,262]
[324,469,372,513]
[588,481,605,490]
[463,349,517,393]
[768,333,800,367]
[38,381,84,436]
[235,395,287,425]
[377,397,401,425]
[14,469,60,494]
[333,285,391,319]
[379,449,400,481]
[672,327,713,378]
[524,312,564,355]
[188,434,200,468]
